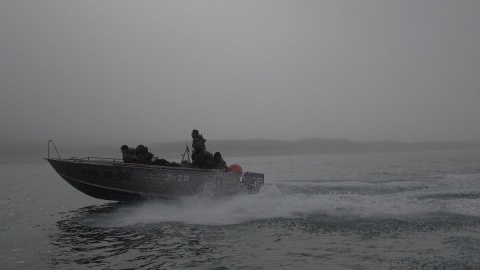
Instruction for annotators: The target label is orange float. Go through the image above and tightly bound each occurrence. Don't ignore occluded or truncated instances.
[227,164,243,174]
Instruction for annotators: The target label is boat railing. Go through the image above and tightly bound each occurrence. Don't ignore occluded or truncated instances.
[48,140,61,159]
[66,157,124,162]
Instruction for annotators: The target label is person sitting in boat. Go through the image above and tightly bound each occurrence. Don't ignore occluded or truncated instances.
[191,129,206,162]
[121,145,139,163]
[192,141,213,169]
[213,152,228,170]
[135,145,154,164]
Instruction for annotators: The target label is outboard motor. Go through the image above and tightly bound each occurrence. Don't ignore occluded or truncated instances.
[242,172,264,193]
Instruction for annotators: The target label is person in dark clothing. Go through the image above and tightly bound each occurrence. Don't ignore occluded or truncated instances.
[213,152,228,170]
[121,145,138,163]
[135,145,154,164]
[192,141,213,169]
[191,129,206,162]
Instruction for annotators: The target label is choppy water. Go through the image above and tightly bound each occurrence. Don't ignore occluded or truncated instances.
[1,149,480,269]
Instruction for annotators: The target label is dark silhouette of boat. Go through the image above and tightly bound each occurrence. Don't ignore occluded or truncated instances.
[45,141,264,201]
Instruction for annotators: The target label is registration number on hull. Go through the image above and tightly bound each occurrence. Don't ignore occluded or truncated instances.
[160,173,189,182]
[81,169,189,182]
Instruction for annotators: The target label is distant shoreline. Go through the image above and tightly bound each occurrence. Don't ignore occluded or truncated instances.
[149,139,480,158]
[3,138,480,157]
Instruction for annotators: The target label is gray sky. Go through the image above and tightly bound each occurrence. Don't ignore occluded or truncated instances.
[1,0,479,146]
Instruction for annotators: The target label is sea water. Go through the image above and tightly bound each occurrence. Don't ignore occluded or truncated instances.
[1,149,480,269]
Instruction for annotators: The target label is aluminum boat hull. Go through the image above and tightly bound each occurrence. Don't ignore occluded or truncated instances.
[46,158,264,201]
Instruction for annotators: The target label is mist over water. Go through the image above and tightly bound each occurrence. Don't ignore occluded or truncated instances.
[2,1,480,144]
[2,1,480,267]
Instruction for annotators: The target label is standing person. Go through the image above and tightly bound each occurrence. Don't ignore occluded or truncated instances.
[191,129,206,162]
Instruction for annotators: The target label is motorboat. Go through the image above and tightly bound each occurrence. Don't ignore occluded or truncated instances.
[45,141,264,201]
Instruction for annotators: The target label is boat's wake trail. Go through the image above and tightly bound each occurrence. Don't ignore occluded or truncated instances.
[79,173,480,227]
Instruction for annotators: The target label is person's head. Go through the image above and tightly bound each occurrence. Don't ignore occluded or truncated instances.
[191,129,199,138]
[214,152,222,159]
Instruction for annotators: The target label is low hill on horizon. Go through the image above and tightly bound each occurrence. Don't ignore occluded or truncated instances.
[149,138,480,159]
[2,136,480,157]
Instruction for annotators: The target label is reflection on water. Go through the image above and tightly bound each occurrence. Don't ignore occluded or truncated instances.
[50,203,228,269]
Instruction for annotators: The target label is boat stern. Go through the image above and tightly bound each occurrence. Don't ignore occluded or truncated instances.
[242,172,264,193]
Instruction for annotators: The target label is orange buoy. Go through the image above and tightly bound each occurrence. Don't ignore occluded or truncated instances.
[227,164,243,174]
